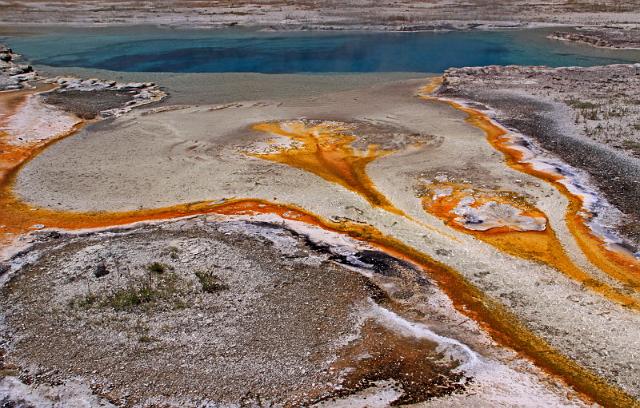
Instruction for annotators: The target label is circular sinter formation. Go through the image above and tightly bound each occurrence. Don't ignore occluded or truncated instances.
[0,218,467,406]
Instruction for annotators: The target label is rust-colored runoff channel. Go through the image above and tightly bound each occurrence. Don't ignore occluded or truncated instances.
[421,181,640,310]
[420,77,640,304]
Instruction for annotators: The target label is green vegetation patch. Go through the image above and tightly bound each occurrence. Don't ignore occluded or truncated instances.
[71,271,189,312]
[565,98,600,110]
[147,261,170,274]
[622,139,640,153]
[109,285,161,311]
[74,293,100,308]
[69,262,230,312]
[166,246,180,260]
[195,271,229,294]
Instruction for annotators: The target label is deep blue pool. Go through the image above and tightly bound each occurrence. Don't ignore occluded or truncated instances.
[3,26,639,73]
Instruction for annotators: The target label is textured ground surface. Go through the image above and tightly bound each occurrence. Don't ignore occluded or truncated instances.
[0,218,458,406]
[1,1,640,30]
[549,27,640,49]
[1,215,591,407]
[5,73,640,406]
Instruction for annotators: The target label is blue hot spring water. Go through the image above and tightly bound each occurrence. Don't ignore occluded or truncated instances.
[2,27,639,73]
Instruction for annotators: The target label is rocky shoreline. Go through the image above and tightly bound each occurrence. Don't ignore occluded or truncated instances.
[0,45,36,90]
[549,28,640,49]
[0,43,166,120]
[43,77,166,119]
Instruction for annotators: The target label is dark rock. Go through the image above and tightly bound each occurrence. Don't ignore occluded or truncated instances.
[0,263,9,276]
[94,262,109,278]
[354,250,403,277]
[47,231,62,239]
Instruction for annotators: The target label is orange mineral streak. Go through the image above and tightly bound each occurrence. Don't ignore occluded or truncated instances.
[420,78,640,294]
[251,120,403,215]
[0,87,636,406]
[0,84,65,184]
[0,88,39,181]
[422,182,640,310]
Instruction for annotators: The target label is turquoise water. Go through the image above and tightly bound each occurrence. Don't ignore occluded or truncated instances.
[3,26,639,73]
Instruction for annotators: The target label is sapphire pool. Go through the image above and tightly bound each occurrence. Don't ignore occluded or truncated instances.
[3,26,640,73]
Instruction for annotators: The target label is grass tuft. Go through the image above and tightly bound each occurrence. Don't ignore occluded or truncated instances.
[622,139,640,153]
[72,293,100,308]
[109,285,159,311]
[70,272,188,312]
[565,98,599,110]
[147,262,168,274]
[195,271,229,294]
